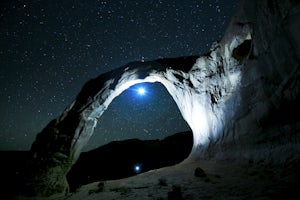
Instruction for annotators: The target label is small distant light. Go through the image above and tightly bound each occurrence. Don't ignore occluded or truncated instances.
[134,164,141,173]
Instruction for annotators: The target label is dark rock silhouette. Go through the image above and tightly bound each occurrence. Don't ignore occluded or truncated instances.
[67,131,192,191]
[194,167,206,178]
[0,131,192,197]
[0,151,29,198]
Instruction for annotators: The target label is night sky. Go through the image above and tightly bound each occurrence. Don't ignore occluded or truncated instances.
[0,0,239,151]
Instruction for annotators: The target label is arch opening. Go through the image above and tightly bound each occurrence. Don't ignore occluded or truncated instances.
[84,82,192,151]
[67,82,193,191]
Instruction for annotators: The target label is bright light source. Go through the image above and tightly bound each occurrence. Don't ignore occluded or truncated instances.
[135,165,140,171]
[137,87,146,95]
[134,164,141,173]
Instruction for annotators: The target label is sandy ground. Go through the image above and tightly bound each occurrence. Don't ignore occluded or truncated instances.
[50,158,300,200]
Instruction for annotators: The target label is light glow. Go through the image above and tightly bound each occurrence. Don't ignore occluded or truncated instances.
[137,87,146,95]
[134,164,141,173]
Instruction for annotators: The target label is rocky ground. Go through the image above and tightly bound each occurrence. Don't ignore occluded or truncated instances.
[67,131,192,191]
[59,158,300,200]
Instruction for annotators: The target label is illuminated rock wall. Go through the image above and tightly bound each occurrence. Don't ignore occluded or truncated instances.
[22,0,300,197]
[204,0,300,162]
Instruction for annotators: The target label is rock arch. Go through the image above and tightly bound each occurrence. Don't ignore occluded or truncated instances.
[22,10,253,198]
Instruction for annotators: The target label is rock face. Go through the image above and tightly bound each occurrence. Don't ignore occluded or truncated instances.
[21,0,300,197]
[203,0,300,162]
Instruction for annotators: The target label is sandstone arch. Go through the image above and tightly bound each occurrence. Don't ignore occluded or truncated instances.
[25,32,256,200]
[26,54,238,196]
[23,30,251,197]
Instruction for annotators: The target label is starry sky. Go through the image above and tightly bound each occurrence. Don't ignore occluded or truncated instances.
[0,0,239,151]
